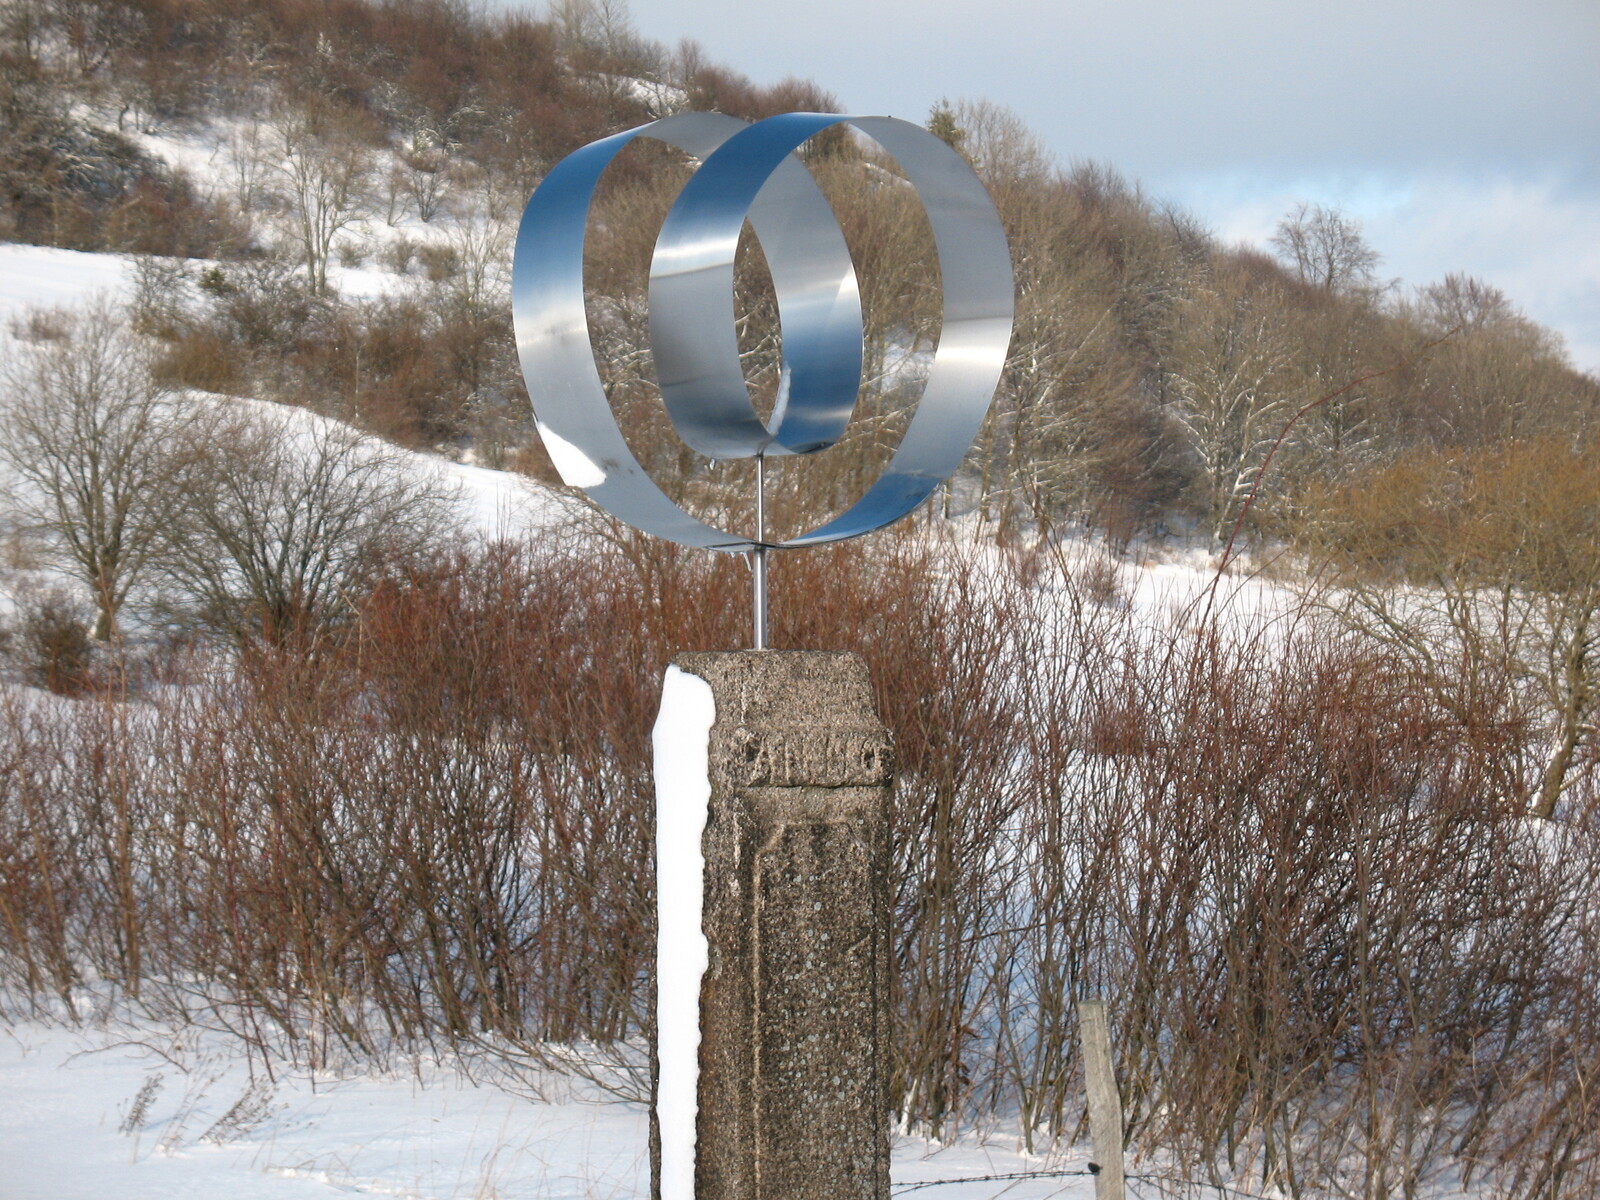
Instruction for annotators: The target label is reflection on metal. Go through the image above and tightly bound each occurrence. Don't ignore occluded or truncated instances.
[512,112,1015,642]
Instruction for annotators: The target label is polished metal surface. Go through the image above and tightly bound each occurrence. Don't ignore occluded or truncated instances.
[512,111,1015,552]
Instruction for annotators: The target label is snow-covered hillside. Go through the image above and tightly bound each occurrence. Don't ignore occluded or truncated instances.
[0,222,1283,1199]
[0,124,1110,1200]
[0,243,577,535]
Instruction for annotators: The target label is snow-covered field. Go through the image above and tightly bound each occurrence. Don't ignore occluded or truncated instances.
[1,1015,646,1200]
[0,242,132,328]
[0,1008,1100,1200]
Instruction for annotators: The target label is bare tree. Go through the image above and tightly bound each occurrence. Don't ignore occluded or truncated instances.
[0,0,48,60]
[986,244,1128,534]
[268,100,372,295]
[550,0,651,64]
[1271,201,1381,292]
[1409,273,1586,444]
[1418,271,1519,333]
[0,301,179,640]
[933,97,1053,193]
[1167,277,1297,547]
[223,112,269,219]
[387,124,452,225]
[164,407,461,642]
[442,217,511,319]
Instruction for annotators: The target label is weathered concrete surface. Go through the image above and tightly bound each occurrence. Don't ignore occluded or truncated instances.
[670,650,893,1200]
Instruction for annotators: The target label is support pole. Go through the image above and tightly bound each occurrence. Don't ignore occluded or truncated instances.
[752,548,768,651]
[753,455,768,651]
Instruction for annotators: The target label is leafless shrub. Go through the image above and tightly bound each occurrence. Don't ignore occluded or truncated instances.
[127,254,191,340]
[382,234,420,275]
[151,326,243,394]
[14,586,97,695]
[0,530,1595,1195]
[159,407,461,643]
[416,242,459,283]
[199,1078,279,1144]
[118,1071,164,1134]
[8,307,75,343]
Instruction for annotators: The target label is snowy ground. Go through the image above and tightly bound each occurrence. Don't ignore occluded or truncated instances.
[0,242,132,330]
[1,1014,647,1200]
[0,1011,1098,1200]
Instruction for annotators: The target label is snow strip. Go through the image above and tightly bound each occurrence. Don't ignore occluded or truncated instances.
[652,664,716,1200]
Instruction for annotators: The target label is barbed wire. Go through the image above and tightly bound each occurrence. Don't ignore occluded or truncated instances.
[892,1167,1281,1200]
[892,1168,1093,1194]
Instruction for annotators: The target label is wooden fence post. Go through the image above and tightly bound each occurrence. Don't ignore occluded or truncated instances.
[1077,999,1125,1200]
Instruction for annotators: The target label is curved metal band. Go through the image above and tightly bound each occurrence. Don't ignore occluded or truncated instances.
[512,112,1015,550]
[650,129,863,459]
[512,113,759,549]
[671,114,1014,545]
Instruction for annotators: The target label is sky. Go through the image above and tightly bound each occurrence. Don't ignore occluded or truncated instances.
[535,0,1600,376]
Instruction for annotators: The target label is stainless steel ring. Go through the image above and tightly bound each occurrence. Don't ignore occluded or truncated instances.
[512,112,1015,551]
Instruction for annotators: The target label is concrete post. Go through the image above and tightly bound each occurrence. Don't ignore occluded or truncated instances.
[654,650,894,1200]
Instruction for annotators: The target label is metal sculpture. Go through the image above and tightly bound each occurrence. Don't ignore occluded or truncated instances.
[512,111,1014,647]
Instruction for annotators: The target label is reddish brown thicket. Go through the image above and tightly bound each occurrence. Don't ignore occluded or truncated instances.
[0,533,1596,1196]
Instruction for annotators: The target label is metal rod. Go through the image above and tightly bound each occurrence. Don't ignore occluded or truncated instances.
[753,454,768,650]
